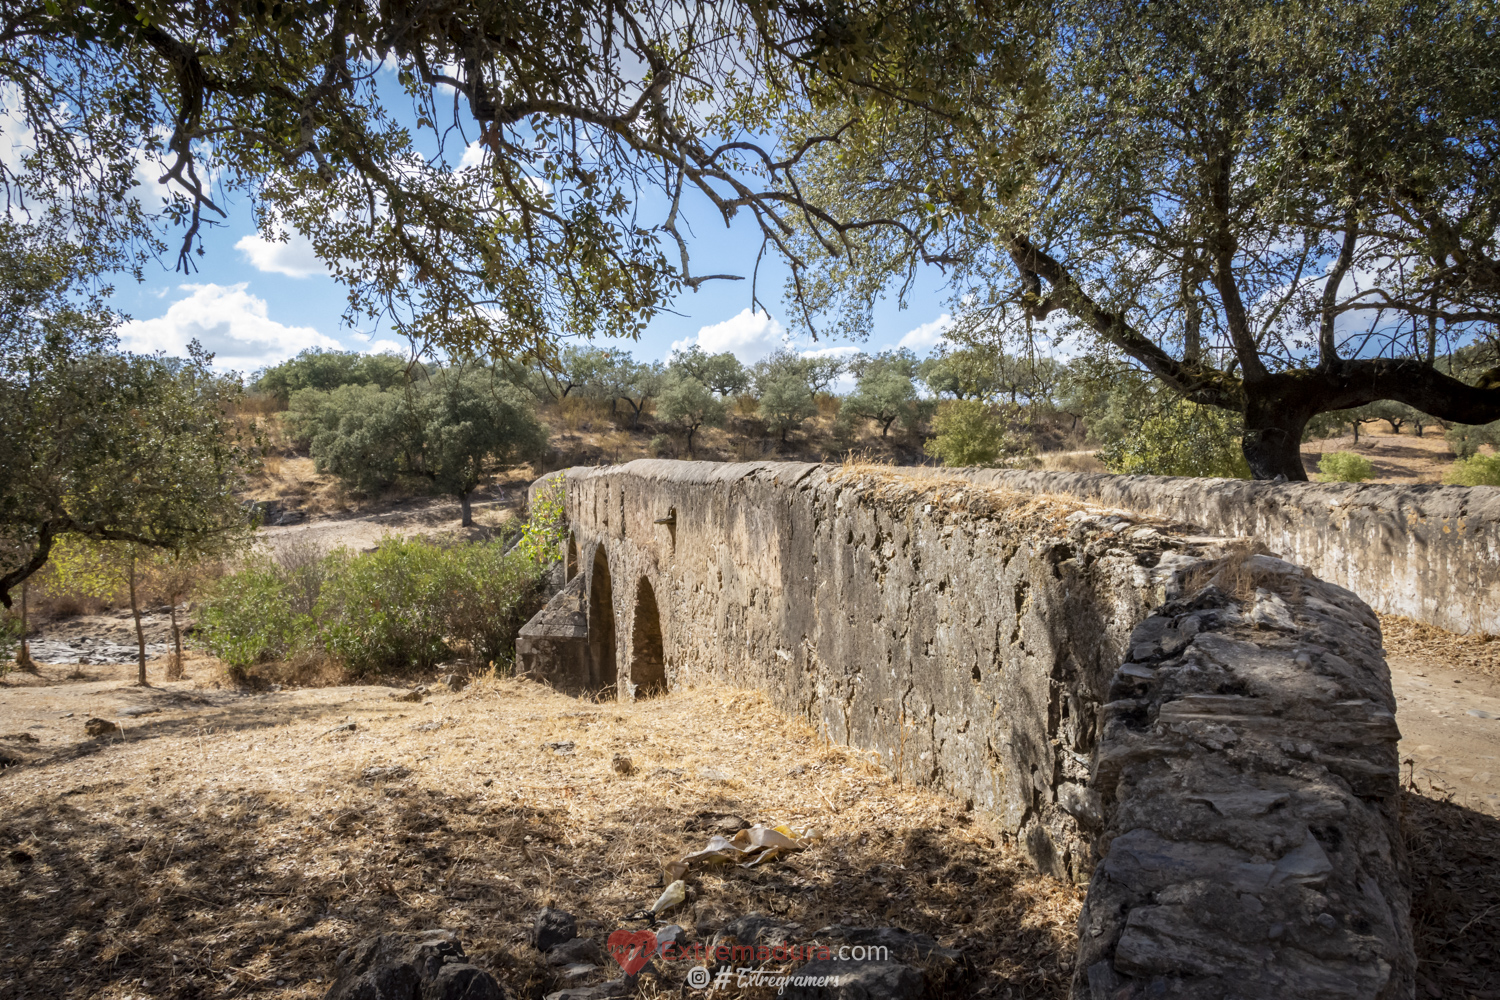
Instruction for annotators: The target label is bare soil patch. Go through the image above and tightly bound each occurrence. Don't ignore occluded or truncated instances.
[0,675,1082,999]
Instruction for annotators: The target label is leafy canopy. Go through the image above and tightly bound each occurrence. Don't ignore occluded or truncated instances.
[782,0,1500,479]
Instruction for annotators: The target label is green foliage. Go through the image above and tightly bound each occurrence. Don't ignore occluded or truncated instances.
[199,538,547,677]
[0,225,256,606]
[316,540,454,675]
[199,560,308,670]
[290,369,546,523]
[1316,452,1376,483]
[1444,454,1500,487]
[923,400,1019,467]
[783,0,1500,479]
[841,351,930,437]
[1,1,975,363]
[254,349,412,404]
[753,353,818,441]
[1098,399,1251,479]
[1444,421,1500,460]
[656,372,726,456]
[517,478,569,566]
[669,346,751,397]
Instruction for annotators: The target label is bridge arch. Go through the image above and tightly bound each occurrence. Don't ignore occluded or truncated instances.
[587,545,616,689]
[629,576,668,698]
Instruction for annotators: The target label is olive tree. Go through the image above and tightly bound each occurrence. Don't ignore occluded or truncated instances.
[783,0,1500,479]
[298,368,547,525]
[0,226,256,609]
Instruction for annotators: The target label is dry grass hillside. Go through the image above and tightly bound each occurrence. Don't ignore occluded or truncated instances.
[1,665,1084,1000]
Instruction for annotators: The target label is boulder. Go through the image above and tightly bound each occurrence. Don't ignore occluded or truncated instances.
[533,908,578,953]
[323,929,506,1000]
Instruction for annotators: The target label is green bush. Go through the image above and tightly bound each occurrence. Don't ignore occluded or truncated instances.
[1315,451,1375,483]
[923,399,1020,467]
[198,535,550,678]
[315,540,454,675]
[1444,453,1500,487]
[1097,399,1250,479]
[198,561,307,669]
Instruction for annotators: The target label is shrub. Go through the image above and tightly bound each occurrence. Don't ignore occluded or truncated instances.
[923,399,1020,467]
[1444,453,1500,487]
[315,539,454,675]
[198,560,307,669]
[1316,451,1375,483]
[1098,399,1250,479]
[198,535,548,679]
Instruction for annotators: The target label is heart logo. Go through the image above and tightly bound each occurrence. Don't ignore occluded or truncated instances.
[606,929,657,975]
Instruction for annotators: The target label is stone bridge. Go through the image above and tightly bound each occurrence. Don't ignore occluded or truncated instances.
[516,461,1497,999]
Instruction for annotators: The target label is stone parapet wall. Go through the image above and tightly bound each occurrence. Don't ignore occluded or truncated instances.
[525,461,1413,997]
[961,470,1500,636]
[1076,555,1410,999]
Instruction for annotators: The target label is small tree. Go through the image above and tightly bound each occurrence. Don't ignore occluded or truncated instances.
[254,348,413,404]
[669,345,751,397]
[842,352,928,437]
[48,539,156,684]
[301,369,547,525]
[924,400,1019,467]
[752,351,817,442]
[607,359,666,430]
[656,372,726,457]
[1444,420,1500,459]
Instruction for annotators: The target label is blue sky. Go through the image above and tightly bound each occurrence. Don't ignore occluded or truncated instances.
[109,169,959,381]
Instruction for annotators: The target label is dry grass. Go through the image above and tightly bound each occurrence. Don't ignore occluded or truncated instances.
[829,459,1150,537]
[1382,614,1500,685]
[0,678,1083,1000]
[1403,791,1500,997]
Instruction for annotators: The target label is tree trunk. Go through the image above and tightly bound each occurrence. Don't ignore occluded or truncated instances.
[880,416,895,437]
[1241,387,1316,481]
[686,425,697,458]
[169,601,183,680]
[460,490,473,527]
[18,579,35,672]
[129,554,147,686]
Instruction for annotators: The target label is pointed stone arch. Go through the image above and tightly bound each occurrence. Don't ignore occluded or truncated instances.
[629,577,668,698]
[588,546,616,689]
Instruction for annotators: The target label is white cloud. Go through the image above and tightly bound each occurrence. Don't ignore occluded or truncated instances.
[460,141,486,169]
[235,230,328,278]
[365,339,405,356]
[671,308,787,363]
[896,313,952,352]
[798,344,861,359]
[118,283,340,373]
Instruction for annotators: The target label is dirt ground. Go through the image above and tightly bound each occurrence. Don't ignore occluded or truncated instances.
[2,605,1497,999]
[0,663,1082,1000]
[1303,427,1471,484]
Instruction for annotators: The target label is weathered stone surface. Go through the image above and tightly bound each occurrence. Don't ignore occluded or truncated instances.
[539,461,1204,880]
[533,908,578,953]
[515,575,592,691]
[1073,559,1411,1000]
[963,469,1500,636]
[323,929,506,1000]
[526,461,1413,998]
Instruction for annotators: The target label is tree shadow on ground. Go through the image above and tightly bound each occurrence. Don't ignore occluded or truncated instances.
[1405,791,1500,997]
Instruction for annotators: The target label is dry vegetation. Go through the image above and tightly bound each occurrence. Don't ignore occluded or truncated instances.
[1382,614,1500,685]
[0,673,1083,1000]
